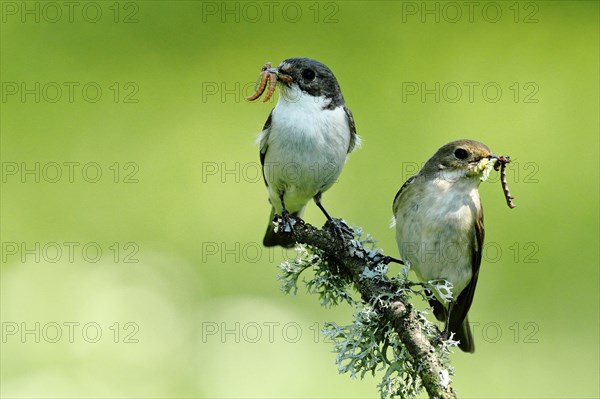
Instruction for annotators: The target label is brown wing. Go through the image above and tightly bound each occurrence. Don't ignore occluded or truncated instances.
[452,204,485,327]
[392,175,417,216]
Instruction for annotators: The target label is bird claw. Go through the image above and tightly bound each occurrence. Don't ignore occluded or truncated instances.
[273,211,297,234]
[374,255,405,265]
[431,326,450,346]
[325,218,354,242]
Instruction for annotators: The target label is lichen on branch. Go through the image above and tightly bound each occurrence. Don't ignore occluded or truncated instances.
[275,218,458,399]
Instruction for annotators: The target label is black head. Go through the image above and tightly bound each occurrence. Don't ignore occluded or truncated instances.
[274,58,345,108]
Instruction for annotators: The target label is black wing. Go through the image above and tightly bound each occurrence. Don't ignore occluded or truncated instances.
[258,111,273,186]
[343,106,358,153]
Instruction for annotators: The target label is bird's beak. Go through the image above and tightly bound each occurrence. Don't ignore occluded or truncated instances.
[268,68,293,84]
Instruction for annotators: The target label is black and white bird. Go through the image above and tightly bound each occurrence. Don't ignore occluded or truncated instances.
[255,58,360,247]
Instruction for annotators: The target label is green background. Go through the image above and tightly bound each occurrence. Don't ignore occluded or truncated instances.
[1,1,598,397]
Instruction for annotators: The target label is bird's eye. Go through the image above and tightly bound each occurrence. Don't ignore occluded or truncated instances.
[454,148,469,160]
[302,69,316,81]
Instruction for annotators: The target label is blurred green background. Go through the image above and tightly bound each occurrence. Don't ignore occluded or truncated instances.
[1,1,598,398]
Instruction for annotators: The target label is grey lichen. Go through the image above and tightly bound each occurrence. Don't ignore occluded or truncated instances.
[276,222,458,398]
[278,244,356,307]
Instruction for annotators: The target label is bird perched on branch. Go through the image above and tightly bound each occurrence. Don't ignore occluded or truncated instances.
[248,58,360,248]
[393,139,501,353]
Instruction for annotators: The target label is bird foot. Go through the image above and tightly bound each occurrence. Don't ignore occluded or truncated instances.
[431,325,451,346]
[324,218,354,242]
[274,211,297,234]
[374,255,405,265]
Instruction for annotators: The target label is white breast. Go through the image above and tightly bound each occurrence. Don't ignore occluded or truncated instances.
[395,173,481,299]
[262,85,351,213]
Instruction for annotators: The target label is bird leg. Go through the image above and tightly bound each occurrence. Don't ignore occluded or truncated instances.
[440,301,455,340]
[277,192,296,234]
[314,192,354,241]
[430,300,454,347]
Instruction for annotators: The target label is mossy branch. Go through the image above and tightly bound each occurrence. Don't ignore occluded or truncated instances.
[277,218,457,399]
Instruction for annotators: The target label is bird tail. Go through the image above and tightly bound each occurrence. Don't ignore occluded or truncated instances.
[451,316,474,353]
[262,207,304,248]
[428,297,475,353]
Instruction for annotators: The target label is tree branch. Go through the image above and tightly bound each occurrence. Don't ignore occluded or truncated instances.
[279,218,457,399]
